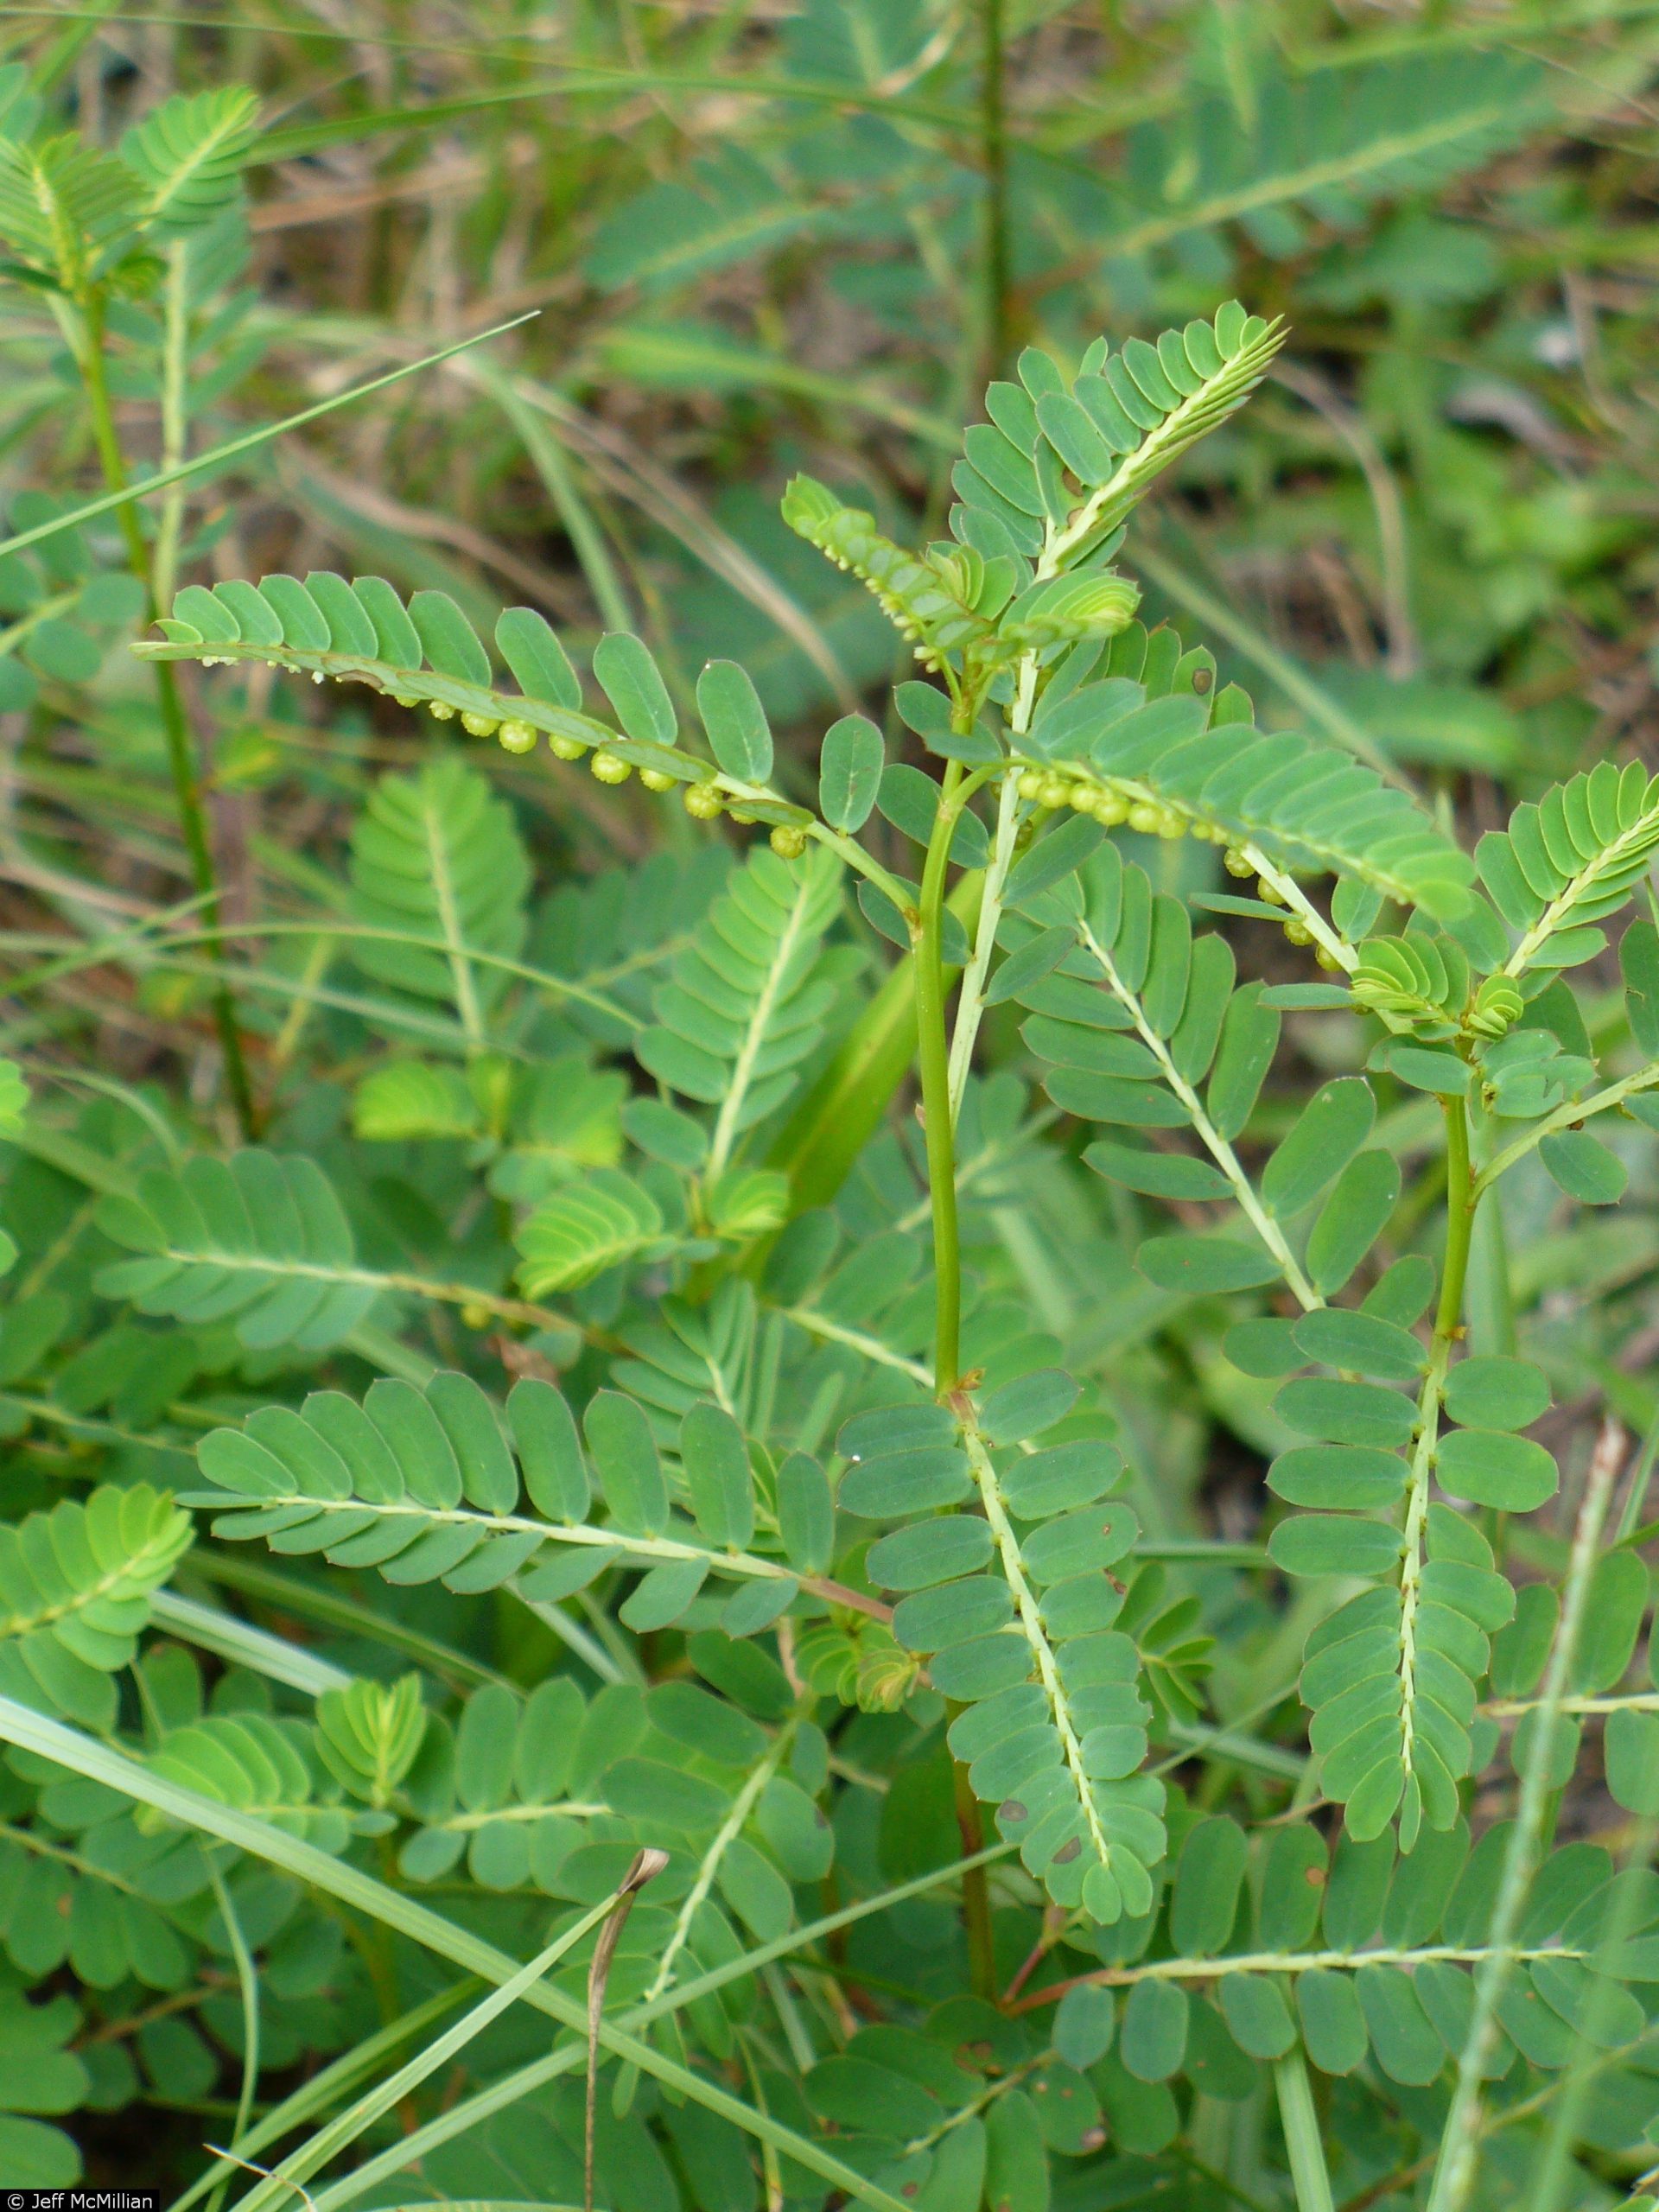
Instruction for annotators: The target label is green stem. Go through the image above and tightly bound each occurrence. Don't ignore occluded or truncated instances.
[79,289,257,1137]
[979,0,1010,375]
[1395,1092,1477,1837]
[916,762,965,1393]
[946,766,1019,1124]
[203,1860,260,2212]
[1274,2050,1336,2212]
[950,1746,996,2002]
[1436,1092,1476,1343]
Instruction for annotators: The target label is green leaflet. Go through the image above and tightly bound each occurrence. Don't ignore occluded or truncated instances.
[92,1151,379,1351]
[696,658,773,783]
[959,302,1287,559]
[349,756,531,1037]
[516,1171,666,1294]
[635,842,843,1159]
[118,87,261,236]
[1478,761,1659,971]
[188,1372,804,1624]
[1285,1503,1515,1843]
[10,41,1656,2209]
[147,1711,352,1852]
[137,572,814,828]
[0,1486,191,1731]
[0,87,257,302]
[818,713,884,832]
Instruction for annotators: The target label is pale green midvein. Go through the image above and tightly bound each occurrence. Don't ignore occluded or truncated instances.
[947,766,1021,1125]
[0,1817,146,1891]
[1025,1940,1587,2002]
[1075,914,1322,1310]
[709,863,819,1178]
[1395,1329,1452,1796]
[1040,336,1279,574]
[1241,842,1357,971]
[780,1305,933,1386]
[1474,1058,1659,1197]
[645,1713,800,2003]
[1487,1688,1659,1717]
[961,1424,1114,1878]
[0,1527,182,1637]
[141,1239,559,1328]
[1503,804,1659,978]
[207,1491,893,1621]
[139,632,920,918]
[945,514,1049,1123]
[428,1802,607,1832]
[421,780,485,1051]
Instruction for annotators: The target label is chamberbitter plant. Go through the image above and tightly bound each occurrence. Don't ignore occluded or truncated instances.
[0,276,1656,2212]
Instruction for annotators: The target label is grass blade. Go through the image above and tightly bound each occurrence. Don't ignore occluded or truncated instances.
[0,1696,915,2212]
[0,315,539,564]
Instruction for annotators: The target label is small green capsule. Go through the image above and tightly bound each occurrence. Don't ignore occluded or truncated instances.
[1127,801,1161,836]
[549,733,587,760]
[1284,918,1313,946]
[428,702,455,721]
[590,747,632,785]
[1094,789,1129,826]
[770,823,809,860]
[1315,944,1342,973]
[498,718,537,753]
[1223,848,1255,878]
[1257,877,1287,906]
[1156,810,1185,840]
[1017,767,1046,800]
[1039,774,1071,810]
[639,767,678,793]
[684,782,723,820]
[461,710,499,737]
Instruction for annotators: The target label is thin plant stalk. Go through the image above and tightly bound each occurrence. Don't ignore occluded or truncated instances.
[204,1860,260,2212]
[1274,2050,1336,2212]
[1426,1416,1627,2212]
[980,0,1011,374]
[78,285,258,1135]
[915,759,967,1394]
[1522,1815,1658,2211]
[951,1732,997,2002]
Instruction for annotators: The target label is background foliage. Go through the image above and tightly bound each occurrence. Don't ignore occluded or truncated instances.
[2,3,1659,2209]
